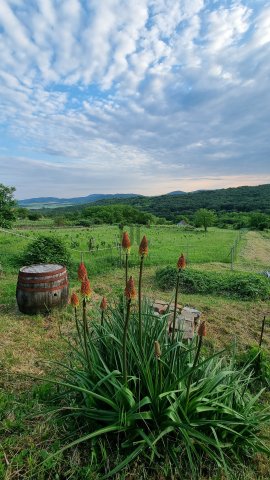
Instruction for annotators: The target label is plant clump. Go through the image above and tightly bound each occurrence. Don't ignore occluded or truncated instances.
[155,266,270,300]
[43,244,270,479]
[20,235,71,268]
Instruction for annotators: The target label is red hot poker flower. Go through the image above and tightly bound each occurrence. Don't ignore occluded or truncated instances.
[81,277,91,299]
[198,321,206,337]
[100,296,107,311]
[78,262,87,281]
[139,235,148,257]
[122,232,131,252]
[70,292,79,307]
[125,276,136,300]
[177,253,186,270]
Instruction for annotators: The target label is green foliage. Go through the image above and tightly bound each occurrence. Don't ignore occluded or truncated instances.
[237,346,270,387]
[77,204,158,225]
[15,206,29,219]
[0,183,17,228]
[155,267,270,299]
[45,300,270,479]
[194,209,217,232]
[75,184,270,221]
[249,212,270,231]
[215,212,251,230]
[20,235,71,267]
[53,216,66,227]
[28,212,42,221]
[155,265,178,290]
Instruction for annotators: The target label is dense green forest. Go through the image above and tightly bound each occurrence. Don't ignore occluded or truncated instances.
[16,184,270,229]
[92,184,270,219]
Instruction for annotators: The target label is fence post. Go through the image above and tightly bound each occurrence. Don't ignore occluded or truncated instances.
[119,244,122,268]
[230,247,234,270]
[136,225,141,245]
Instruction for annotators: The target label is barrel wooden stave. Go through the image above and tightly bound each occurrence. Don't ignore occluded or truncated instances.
[16,264,69,314]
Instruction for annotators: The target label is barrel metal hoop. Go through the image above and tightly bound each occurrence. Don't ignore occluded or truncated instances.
[17,282,69,293]
[17,274,67,284]
[19,267,66,277]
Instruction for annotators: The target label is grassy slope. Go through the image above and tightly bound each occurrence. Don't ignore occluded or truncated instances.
[0,228,269,479]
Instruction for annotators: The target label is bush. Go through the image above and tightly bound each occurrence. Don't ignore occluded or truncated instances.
[28,212,42,221]
[155,267,270,299]
[237,346,270,387]
[20,235,71,267]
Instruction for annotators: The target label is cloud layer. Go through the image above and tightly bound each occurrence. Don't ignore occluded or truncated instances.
[0,0,269,198]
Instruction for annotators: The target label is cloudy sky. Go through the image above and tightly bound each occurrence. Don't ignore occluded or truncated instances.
[0,0,270,199]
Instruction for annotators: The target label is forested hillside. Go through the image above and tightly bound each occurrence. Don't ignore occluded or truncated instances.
[92,184,270,220]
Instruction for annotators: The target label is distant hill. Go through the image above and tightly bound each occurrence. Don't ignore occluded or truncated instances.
[167,191,186,195]
[91,184,270,220]
[18,193,142,209]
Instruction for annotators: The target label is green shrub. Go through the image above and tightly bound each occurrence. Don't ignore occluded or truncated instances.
[45,299,270,479]
[237,346,270,386]
[28,212,42,221]
[20,235,71,268]
[155,267,270,299]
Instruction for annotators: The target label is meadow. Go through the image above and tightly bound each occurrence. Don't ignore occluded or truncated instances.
[0,224,269,479]
[0,224,240,276]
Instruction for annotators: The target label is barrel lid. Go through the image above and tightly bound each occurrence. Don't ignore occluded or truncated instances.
[19,264,65,275]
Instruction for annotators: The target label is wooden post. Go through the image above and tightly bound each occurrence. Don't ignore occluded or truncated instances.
[259,316,266,348]
[119,244,122,268]
[230,247,234,271]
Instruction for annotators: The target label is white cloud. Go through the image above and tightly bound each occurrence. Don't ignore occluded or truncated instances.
[0,0,269,197]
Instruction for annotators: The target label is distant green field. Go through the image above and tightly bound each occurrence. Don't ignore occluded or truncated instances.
[0,226,240,278]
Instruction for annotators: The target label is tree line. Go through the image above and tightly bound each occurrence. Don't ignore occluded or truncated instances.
[1,183,270,231]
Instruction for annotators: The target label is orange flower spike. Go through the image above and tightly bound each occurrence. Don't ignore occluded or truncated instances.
[198,321,206,337]
[78,262,87,281]
[139,235,148,257]
[81,277,92,299]
[100,296,107,311]
[70,292,79,308]
[122,231,131,253]
[177,253,186,270]
[124,276,136,300]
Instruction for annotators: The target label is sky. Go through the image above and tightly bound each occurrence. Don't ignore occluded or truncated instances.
[0,0,270,199]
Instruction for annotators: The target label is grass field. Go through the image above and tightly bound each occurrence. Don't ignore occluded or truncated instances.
[0,225,241,276]
[0,225,269,479]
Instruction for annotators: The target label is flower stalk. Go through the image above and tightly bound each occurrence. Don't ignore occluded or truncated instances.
[171,254,186,342]
[70,292,82,345]
[185,321,206,412]
[138,235,148,348]
[82,297,91,369]
[100,297,107,326]
[123,276,136,385]
[80,271,91,369]
[154,340,162,390]
[122,232,131,286]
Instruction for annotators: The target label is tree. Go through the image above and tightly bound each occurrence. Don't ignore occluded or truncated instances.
[0,184,17,228]
[28,212,42,221]
[194,208,217,232]
[249,212,270,231]
[15,207,29,219]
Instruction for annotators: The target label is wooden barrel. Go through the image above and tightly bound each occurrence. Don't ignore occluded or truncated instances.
[16,264,69,314]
